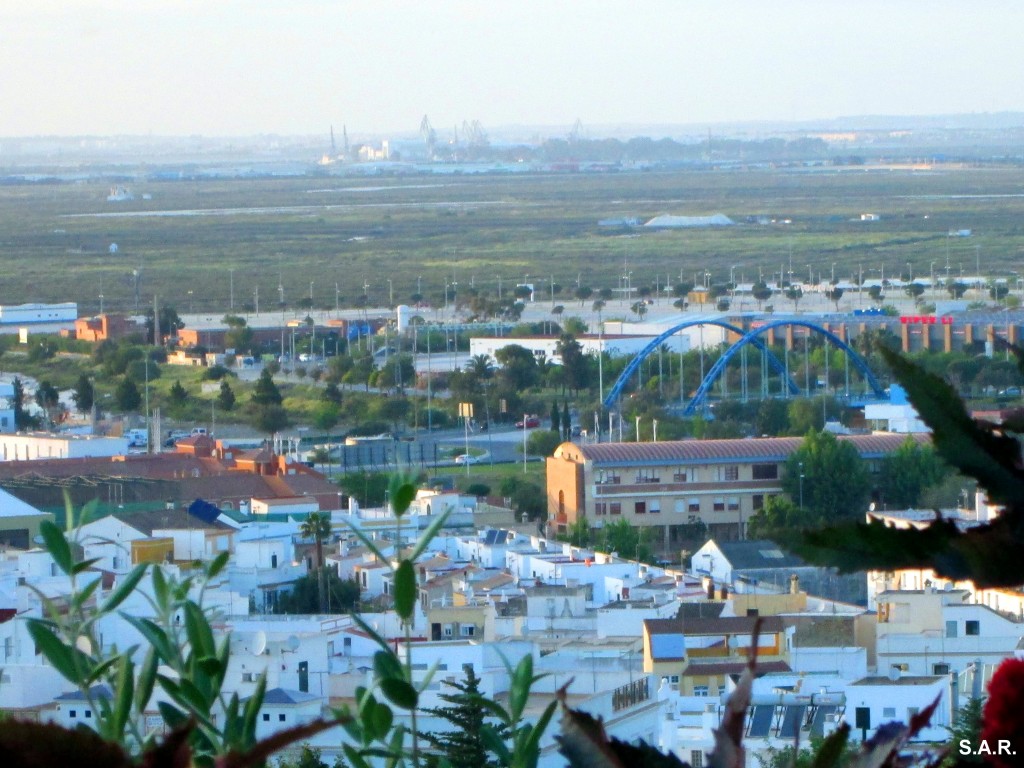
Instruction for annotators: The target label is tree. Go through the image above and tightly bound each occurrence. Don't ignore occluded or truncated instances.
[782,430,870,520]
[168,380,188,406]
[144,305,184,346]
[251,404,289,434]
[556,334,588,394]
[631,301,647,320]
[574,285,592,306]
[338,471,392,507]
[526,429,561,457]
[72,375,94,415]
[115,376,142,412]
[498,476,546,521]
[12,377,33,430]
[562,401,571,440]
[300,512,333,613]
[785,285,803,312]
[878,439,946,508]
[494,345,539,390]
[868,285,885,306]
[943,697,984,767]
[251,368,283,406]
[274,570,359,616]
[752,282,773,310]
[422,667,510,768]
[745,496,816,541]
[989,281,1010,303]
[322,381,343,405]
[601,518,652,563]
[36,380,61,425]
[947,281,968,299]
[905,282,926,305]
[550,401,560,434]
[217,380,236,411]
[825,286,844,312]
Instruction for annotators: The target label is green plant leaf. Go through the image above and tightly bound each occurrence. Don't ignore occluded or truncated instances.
[351,613,392,654]
[73,576,103,612]
[135,648,158,715]
[101,564,148,613]
[40,521,72,575]
[157,700,189,730]
[371,702,393,742]
[241,672,267,746]
[408,508,452,562]
[373,650,404,683]
[26,621,79,683]
[810,722,850,768]
[70,557,103,575]
[509,653,534,721]
[113,654,134,739]
[379,677,418,710]
[151,566,169,614]
[343,519,391,566]
[184,602,216,659]
[121,615,175,662]
[393,560,415,620]
[207,551,230,579]
[389,479,416,517]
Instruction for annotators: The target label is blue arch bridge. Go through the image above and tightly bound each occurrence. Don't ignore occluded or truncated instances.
[601,318,888,417]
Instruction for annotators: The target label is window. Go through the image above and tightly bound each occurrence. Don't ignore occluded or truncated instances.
[461,625,475,637]
[933,663,950,675]
[945,620,957,638]
[610,503,621,515]
[84,710,91,719]
[752,494,765,511]
[69,710,77,719]
[673,470,688,482]
[965,620,980,636]
[444,625,453,637]
[279,714,286,722]
[263,713,270,722]
[674,500,685,514]
[690,751,704,768]
[634,501,646,515]
[713,497,725,512]
[688,498,700,513]
[752,463,778,480]
[727,497,739,511]
[693,686,709,697]
[649,500,661,514]
[669,675,679,684]
[715,466,739,481]
[883,707,896,719]
[635,469,660,484]
[595,502,607,516]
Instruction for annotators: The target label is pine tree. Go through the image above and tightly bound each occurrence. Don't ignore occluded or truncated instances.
[562,401,571,440]
[72,374,94,414]
[550,401,560,434]
[168,380,188,405]
[251,368,283,406]
[422,667,509,768]
[217,380,236,411]
[115,376,142,412]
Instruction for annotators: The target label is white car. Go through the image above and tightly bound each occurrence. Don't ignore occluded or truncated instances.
[454,454,481,465]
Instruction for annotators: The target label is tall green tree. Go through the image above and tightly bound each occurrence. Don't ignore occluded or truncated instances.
[168,380,188,406]
[300,512,333,613]
[12,377,33,430]
[550,401,561,434]
[72,374,94,415]
[562,401,571,440]
[782,431,870,520]
[115,376,142,412]
[251,368,283,406]
[217,379,236,411]
[422,667,510,768]
[879,439,946,509]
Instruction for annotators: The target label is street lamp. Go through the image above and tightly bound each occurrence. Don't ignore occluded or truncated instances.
[388,279,393,307]
[906,262,913,282]
[188,289,193,314]
[798,461,805,511]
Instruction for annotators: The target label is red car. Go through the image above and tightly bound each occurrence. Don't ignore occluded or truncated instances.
[515,416,541,429]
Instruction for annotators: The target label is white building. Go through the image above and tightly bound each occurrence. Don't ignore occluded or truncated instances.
[0,302,77,324]
[864,385,928,433]
[0,433,130,461]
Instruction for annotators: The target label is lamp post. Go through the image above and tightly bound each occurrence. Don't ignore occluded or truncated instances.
[930,261,937,296]
[229,268,235,311]
[906,262,913,283]
[188,289,193,314]
[388,279,393,307]
[798,461,805,511]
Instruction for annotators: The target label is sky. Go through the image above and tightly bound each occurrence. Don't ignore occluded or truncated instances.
[3,0,1024,138]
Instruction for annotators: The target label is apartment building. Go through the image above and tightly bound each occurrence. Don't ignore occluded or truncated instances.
[546,433,927,544]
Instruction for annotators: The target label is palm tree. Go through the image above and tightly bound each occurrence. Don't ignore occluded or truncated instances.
[300,512,332,613]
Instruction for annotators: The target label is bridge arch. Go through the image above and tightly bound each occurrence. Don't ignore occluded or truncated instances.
[602,319,798,410]
[683,319,886,415]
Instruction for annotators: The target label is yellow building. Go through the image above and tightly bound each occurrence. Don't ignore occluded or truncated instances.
[546,434,926,544]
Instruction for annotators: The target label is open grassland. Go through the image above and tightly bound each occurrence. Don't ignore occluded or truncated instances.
[2,166,1024,313]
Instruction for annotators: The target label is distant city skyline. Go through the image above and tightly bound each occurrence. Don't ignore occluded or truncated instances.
[3,1,1023,138]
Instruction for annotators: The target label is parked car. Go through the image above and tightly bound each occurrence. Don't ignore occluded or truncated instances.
[454,454,481,465]
[515,416,541,429]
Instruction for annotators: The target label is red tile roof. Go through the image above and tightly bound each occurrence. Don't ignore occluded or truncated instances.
[571,433,929,465]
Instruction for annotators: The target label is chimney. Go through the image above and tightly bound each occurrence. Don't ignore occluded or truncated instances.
[790,574,800,595]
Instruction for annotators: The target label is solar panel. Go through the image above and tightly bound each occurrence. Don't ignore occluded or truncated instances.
[747,705,774,738]
[810,705,837,736]
[778,705,806,738]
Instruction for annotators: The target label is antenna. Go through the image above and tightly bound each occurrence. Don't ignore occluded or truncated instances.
[287,635,300,652]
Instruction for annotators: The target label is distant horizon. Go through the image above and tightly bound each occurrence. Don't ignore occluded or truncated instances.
[4,109,1024,144]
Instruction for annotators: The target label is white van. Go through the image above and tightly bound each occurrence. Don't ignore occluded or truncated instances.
[125,429,148,448]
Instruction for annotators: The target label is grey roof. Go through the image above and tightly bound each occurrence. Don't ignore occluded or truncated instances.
[714,540,807,571]
[572,433,928,467]
[55,684,112,701]
[252,687,321,705]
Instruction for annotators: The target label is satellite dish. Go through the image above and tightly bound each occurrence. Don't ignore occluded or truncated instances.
[287,635,300,651]
[252,630,268,656]
[869,502,876,512]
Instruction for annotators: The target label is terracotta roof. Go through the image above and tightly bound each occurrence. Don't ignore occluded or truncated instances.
[683,660,791,676]
[645,615,785,636]
[570,433,929,466]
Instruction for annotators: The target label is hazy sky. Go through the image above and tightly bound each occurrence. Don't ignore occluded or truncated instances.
[4,0,1023,137]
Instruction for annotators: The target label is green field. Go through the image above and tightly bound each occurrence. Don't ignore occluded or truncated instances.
[3,165,1024,314]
